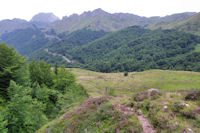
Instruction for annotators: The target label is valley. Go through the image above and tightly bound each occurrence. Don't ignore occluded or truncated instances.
[1,7,200,133]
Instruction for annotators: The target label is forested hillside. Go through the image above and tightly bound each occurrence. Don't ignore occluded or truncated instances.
[30,28,108,64]
[33,26,200,72]
[0,43,88,132]
[0,28,55,56]
[47,28,108,54]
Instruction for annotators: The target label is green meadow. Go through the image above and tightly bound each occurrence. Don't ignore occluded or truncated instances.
[71,68,200,97]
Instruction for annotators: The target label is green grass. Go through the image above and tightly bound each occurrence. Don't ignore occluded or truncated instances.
[71,69,200,97]
[195,44,200,52]
[37,68,200,132]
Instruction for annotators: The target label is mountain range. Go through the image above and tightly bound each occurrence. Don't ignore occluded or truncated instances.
[0,9,197,36]
[1,8,200,72]
[46,9,197,34]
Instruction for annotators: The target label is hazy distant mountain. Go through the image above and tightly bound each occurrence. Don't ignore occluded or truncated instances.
[0,27,54,55]
[0,9,195,37]
[172,12,200,35]
[157,12,196,22]
[30,13,60,27]
[46,9,196,34]
[46,8,152,33]
[0,18,35,36]
[148,12,200,35]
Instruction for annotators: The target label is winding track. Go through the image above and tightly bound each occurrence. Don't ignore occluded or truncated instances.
[111,96,156,133]
[44,48,76,63]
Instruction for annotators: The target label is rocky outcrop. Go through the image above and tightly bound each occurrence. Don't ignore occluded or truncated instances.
[134,88,161,101]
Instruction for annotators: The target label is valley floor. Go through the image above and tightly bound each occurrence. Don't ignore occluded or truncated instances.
[71,69,200,97]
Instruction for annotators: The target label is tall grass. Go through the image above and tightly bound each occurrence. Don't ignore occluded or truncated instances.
[71,69,200,97]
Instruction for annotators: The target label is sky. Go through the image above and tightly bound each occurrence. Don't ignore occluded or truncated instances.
[0,0,200,21]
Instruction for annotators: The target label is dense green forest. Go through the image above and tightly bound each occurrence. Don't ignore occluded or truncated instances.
[0,43,88,133]
[47,28,108,54]
[30,28,108,65]
[32,26,200,72]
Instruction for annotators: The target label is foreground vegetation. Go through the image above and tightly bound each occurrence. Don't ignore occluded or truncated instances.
[38,97,142,133]
[131,89,200,132]
[1,42,200,133]
[37,68,200,132]
[0,43,88,133]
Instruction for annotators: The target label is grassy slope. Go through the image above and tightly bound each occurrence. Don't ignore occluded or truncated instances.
[148,13,200,35]
[71,69,200,97]
[46,9,150,34]
[37,69,200,132]
[72,69,200,132]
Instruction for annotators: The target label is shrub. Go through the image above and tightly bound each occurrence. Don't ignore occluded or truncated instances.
[124,72,128,77]
[185,89,200,101]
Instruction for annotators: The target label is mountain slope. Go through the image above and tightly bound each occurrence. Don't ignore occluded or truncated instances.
[47,28,108,54]
[0,28,54,55]
[148,12,200,35]
[66,26,200,72]
[46,8,152,33]
[173,12,200,35]
[0,18,35,36]
[158,12,196,22]
[30,28,108,64]
[34,26,200,72]
[46,9,195,34]
[30,13,60,27]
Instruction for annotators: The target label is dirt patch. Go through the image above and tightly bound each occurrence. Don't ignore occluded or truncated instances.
[111,96,156,133]
[137,114,156,133]
[44,48,77,63]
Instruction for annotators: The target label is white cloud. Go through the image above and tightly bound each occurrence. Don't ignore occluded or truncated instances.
[0,0,200,21]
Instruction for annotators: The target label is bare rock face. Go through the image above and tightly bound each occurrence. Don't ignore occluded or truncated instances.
[30,13,60,27]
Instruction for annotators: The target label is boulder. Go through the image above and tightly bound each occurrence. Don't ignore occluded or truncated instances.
[162,105,168,111]
[134,88,161,101]
[134,92,148,101]
[185,89,200,100]
[147,88,161,96]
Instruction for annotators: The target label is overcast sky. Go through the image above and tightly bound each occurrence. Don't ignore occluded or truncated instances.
[1,0,200,21]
